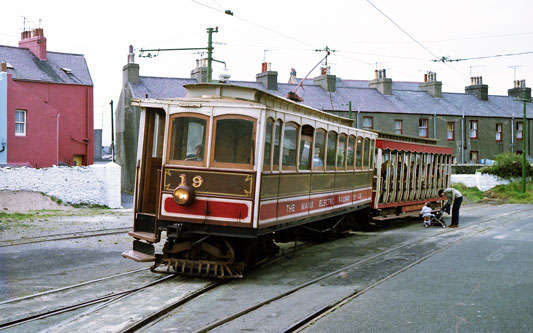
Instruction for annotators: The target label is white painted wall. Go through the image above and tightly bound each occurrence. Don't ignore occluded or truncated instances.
[451,172,510,192]
[0,162,121,208]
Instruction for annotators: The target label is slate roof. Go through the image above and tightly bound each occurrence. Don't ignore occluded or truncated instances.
[129,74,532,118]
[0,45,93,86]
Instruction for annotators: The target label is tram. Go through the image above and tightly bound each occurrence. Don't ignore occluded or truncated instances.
[122,83,452,278]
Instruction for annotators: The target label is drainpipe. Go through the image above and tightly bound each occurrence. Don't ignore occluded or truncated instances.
[461,112,465,163]
[433,109,437,139]
[511,116,514,152]
[57,113,60,165]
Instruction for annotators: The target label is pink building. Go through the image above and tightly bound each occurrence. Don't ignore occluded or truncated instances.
[0,28,93,167]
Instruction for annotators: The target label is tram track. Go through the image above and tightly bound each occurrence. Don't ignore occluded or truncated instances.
[0,227,132,247]
[3,205,530,332]
[181,206,533,332]
[0,268,157,330]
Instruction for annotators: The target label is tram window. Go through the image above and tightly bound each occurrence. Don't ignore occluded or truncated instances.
[363,138,370,169]
[168,116,207,162]
[282,123,298,169]
[273,120,282,170]
[214,118,254,165]
[355,136,363,169]
[347,136,355,169]
[299,125,314,170]
[369,139,375,170]
[313,130,326,169]
[263,119,273,170]
[337,134,347,169]
[152,113,165,158]
[326,131,337,170]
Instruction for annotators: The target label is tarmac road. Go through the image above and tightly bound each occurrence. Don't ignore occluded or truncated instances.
[304,206,533,332]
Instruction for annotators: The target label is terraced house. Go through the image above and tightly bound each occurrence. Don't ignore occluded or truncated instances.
[0,28,94,168]
[116,47,532,191]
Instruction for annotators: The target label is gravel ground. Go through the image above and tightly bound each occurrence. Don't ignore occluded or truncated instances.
[0,190,133,241]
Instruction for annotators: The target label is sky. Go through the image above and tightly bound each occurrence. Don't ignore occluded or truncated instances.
[1,0,533,146]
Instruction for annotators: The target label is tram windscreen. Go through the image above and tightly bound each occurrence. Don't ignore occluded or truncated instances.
[214,118,254,165]
[169,116,207,162]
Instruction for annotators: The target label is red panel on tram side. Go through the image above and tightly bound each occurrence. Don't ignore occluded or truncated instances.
[259,188,372,226]
[376,139,453,154]
[162,195,251,224]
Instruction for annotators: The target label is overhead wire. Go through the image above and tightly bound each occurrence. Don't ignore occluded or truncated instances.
[366,0,468,78]
[191,0,319,49]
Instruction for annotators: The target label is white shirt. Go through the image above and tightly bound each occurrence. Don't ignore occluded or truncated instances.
[420,205,432,218]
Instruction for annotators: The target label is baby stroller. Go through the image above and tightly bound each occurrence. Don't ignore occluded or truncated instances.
[426,199,452,228]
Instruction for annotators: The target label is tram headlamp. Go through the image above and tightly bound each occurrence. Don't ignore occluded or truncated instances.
[173,185,195,206]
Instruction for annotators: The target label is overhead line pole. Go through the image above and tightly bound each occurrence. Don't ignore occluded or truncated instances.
[138,27,219,83]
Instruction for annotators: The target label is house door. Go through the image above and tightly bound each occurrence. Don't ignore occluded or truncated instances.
[136,108,165,215]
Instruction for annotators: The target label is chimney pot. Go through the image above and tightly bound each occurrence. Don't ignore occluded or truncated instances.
[1,62,6,72]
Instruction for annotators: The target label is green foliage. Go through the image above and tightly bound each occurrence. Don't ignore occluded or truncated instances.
[452,183,484,203]
[486,181,533,204]
[480,153,533,180]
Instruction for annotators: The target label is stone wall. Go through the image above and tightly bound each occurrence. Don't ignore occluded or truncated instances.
[0,162,121,208]
[451,172,510,192]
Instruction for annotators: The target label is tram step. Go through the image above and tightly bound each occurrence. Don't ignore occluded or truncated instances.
[129,231,158,243]
[122,250,155,262]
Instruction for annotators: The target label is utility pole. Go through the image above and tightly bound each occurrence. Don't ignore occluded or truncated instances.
[515,89,531,192]
[138,27,220,83]
[110,100,115,163]
[521,89,529,192]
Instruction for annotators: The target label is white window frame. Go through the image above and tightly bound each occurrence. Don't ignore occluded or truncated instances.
[419,118,428,138]
[15,110,27,136]
[394,119,402,135]
[362,116,373,130]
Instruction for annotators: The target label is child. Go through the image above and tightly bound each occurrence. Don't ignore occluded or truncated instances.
[419,202,432,228]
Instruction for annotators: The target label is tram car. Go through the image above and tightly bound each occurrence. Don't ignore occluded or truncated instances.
[372,132,453,221]
[122,83,452,278]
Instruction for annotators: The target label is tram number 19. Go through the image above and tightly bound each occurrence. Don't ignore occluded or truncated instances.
[178,174,204,188]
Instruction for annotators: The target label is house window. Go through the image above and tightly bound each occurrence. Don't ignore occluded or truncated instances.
[516,122,523,140]
[470,151,478,164]
[469,120,478,139]
[394,120,402,135]
[447,122,454,141]
[418,119,428,138]
[362,116,373,130]
[496,123,502,142]
[15,110,26,136]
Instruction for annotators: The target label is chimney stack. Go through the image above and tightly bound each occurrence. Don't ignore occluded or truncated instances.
[256,62,278,90]
[369,69,392,95]
[122,45,139,86]
[419,71,442,98]
[18,28,47,61]
[465,76,488,101]
[313,66,336,92]
[191,58,210,83]
[508,79,531,101]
